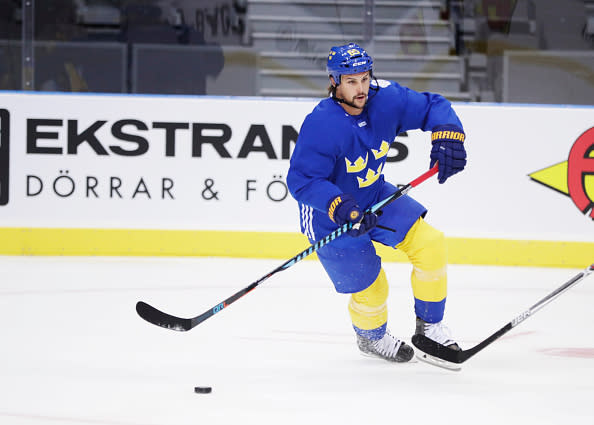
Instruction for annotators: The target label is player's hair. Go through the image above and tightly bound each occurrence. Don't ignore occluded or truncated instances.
[327,84,336,97]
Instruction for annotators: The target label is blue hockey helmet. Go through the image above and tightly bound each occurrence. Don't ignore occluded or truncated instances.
[326,43,373,86]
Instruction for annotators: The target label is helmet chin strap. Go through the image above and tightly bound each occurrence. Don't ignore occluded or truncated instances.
[331,91,365,110]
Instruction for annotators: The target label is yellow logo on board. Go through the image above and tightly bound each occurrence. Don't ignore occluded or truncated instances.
[529,126,594,219]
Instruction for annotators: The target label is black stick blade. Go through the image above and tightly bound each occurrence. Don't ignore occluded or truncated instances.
[411,335,465,364]
[136,301,193,332]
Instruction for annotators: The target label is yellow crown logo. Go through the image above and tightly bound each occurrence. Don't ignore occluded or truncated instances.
[345,153,368,173]
[372,141,390,160]
[357,163,384,188]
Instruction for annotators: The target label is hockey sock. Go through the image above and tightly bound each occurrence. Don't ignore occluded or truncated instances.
[349,268,389,340]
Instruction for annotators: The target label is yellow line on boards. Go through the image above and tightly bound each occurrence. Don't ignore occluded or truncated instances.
[0,228,591,268]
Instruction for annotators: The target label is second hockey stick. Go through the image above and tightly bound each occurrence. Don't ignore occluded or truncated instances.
[136,164,438,332]
[412,264,594,364]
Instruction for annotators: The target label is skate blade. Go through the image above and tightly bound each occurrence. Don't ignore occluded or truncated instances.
[359,351,418,363]
[416,351,461,371]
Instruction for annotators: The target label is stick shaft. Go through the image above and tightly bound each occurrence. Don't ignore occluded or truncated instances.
[137,165,438,331]
[460,265,593,361]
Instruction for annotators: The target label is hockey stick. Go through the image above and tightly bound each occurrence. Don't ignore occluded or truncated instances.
[412,264,594,364]
[136,164,438,332]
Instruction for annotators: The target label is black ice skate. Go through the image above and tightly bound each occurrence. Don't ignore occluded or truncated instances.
[413,317,462,370]
[357,329,414,362]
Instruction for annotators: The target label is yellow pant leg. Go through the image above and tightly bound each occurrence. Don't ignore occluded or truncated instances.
[349,268,389,339]
[396,218,447,322]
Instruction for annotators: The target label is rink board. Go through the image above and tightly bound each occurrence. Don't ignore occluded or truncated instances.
[0,91,592,266]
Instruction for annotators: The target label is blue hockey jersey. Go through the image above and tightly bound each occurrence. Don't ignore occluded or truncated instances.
[287,79,463,241]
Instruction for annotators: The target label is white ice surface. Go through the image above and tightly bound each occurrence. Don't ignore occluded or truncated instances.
[1,256,593,425]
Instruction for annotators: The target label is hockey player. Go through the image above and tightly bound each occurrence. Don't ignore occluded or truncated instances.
[287,43,467,364]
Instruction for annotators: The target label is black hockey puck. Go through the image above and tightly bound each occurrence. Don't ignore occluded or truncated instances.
[194,386,212,394]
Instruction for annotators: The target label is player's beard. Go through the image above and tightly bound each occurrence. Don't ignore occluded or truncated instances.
[350,93,367,108]
[337,92,367,110]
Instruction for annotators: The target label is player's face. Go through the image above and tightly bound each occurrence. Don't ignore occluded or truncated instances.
[336,71,370,109]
